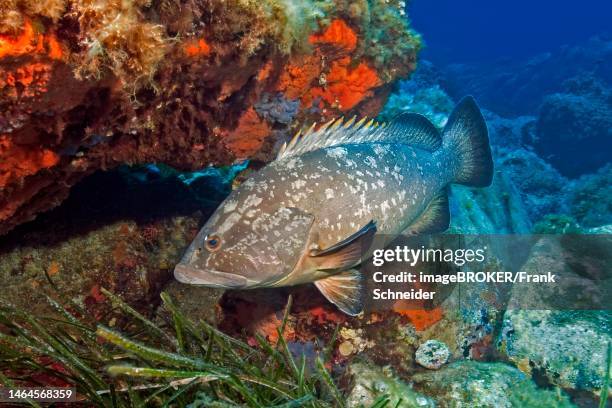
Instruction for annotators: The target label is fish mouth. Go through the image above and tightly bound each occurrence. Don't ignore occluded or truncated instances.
[174,264,248,289]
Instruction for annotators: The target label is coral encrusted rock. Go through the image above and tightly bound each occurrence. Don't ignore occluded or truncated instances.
[499,310,611,398]
[0,164,234,317]
[0,0,421,235]
[412,361,575,407]
[415,339,450,370]
[346,362,434,408]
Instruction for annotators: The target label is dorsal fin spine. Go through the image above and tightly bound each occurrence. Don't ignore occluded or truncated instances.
[287,130,301,151]
[319,119,334,133]
[276,115,395,161]
[331,117,343,129]
[344,116,356,128]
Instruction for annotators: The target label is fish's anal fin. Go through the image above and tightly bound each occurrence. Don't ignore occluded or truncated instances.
[314,269,364,316]
[404,190,450,235]
[385,112,442,152]
[309,220,376,271]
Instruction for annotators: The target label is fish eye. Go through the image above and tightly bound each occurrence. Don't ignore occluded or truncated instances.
[204,234,222,252]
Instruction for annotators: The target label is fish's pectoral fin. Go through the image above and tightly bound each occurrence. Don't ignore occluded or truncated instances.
[314,269,364,316]
[404,189,450,235]
[309,220,377,270]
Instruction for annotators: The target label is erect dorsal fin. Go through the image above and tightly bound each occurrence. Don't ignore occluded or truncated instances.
[276,111,442,161]
[403,189,450,235]
[314,269,364,316]
[309,220,377,271]
[277,117,383,160]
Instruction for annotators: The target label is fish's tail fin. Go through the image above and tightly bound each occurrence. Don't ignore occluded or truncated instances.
[443,96,494,187]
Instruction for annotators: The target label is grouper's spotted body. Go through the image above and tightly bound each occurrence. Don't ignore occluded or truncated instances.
[175,97,493,315]
[235,145,450,248]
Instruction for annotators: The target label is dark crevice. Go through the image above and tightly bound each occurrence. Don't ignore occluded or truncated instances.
[0,163,246,252]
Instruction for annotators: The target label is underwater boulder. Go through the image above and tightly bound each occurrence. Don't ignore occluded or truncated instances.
[535,78,612,178]
[499,309,611,400]
[413,172,533,361]
[410,172,531,357]
[449,171,532,234]
[567,164,612,228]
[0,0,421,235]
[496,148,570,223]
[498,235,612,398]
[345,362,434,408]
[411,361,575,407]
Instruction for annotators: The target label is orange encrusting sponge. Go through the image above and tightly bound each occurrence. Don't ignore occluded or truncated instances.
[222,107,272,159]
[311,56,381,111]
[0,20,63,60]
[393,305,444,331]
[279,19,381,112]
[276,19,381,112]
[184,38,211,57]
[276,55,322,100]
[309,19,358,52]
[0,135,59,189]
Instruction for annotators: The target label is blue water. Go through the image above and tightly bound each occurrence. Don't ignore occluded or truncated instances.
[378,0,612,229]
[410,0,611,64]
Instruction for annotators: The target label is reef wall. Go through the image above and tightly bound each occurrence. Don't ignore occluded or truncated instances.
[0,0,420,235]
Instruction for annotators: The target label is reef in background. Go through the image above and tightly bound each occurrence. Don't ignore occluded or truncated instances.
[441,35,612,178]
[441,35,612,117]
[0,0,420,235]
[379,56,612,230]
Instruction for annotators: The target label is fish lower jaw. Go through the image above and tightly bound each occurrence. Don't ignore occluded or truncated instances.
[174,264,249,289]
